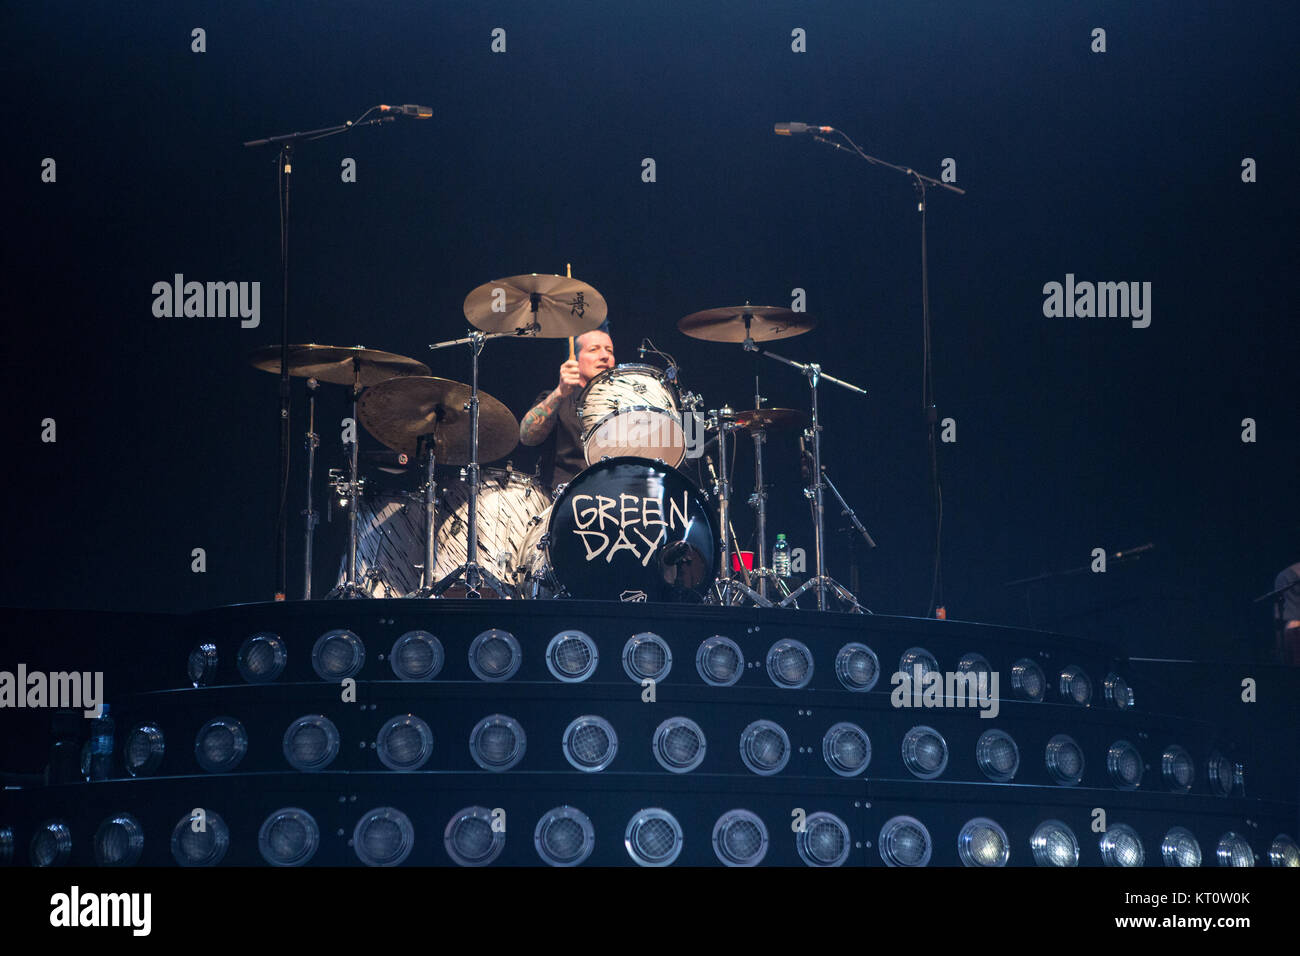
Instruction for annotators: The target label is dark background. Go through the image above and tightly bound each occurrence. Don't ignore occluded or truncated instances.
[4,1,1296,660]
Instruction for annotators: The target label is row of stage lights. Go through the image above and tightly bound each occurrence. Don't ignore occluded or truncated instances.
[8,810,1299,868]
[118,708,1244,794]
[192,628,1135,707]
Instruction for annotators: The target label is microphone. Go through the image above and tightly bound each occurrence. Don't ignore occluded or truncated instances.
[379,104,433,118]
[774,122,833,136]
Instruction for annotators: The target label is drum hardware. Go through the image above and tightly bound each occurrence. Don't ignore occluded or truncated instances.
[325,353,372,599]
[405,430,441,598]
[302,377,320,599]
[821,467,876,613]
[705,408,772,608]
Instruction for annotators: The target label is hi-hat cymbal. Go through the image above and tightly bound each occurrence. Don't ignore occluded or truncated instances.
[677,305,815,343]
[732,408,809,432]
[249,344,431,387]
[357,376,519,465]
[463,274,607,338]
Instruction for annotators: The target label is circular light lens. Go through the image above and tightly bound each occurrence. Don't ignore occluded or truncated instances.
[258,808,319,867]
[237,632,286,683]
[1045,733,1085,786]
[822,722,871,777]
[958,817,1010,867]
[95,813,144,867]
[623,632,672,683]
[1104,672,1134,709]
[739,720,790,776]
[195,717,247,773]
[444,806,505,867]
[879,816,931,867]
[1161,826,1202,867]
[0,827,12,865]
[1269,834,1300,867]
[1031,820,1080,867]
[653,717,706,773]
[30,820,72,867]
[353,807,414,866]
[1207,751,1239,796]
[898,647,939,681]
[562,715,618,772]
[975,729,1020,782]
[1059,665,1093,705]
[798,812,851,867]
[1099,823,1145,867]
[835,642,880,691]
[1161,745,1195,793]
[376,714,434,771]
[1107,739,1144,790]
[956,652,992,676]
[283,715,341,771]
[187,643,217,686]
[171,811,230,867]
[696,636,743,686]
[124,722,165,777]
[546,630,598,682]
[470,714,527,771]
[713,810,769,867]
[390,630,444,680]
[1010,658,1046,701]
[311,629,365,680]
[901,725,948,779]
[625,809,683,866]
[534,807,595,867]
[468,629,521,681]
[1216,832,1254,867]
[766,639,814,688]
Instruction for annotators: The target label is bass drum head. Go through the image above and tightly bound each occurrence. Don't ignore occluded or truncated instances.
[546,457,716,602]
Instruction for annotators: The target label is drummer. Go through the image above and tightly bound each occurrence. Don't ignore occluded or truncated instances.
[519,329,615,488]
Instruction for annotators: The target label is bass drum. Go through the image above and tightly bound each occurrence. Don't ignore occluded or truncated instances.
[516,457,717,602]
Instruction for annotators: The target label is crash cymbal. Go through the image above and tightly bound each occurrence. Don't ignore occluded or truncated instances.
[463,274,607,338]
[732,408,809,431]
[677,305,815,343]
[357,376,519,465]
[249,344,431,387]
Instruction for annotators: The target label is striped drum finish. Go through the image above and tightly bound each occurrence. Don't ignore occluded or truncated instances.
[576,364,684,467]
[434,469,551,587]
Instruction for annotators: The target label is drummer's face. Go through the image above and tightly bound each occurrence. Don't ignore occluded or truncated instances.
[576,331,615,385]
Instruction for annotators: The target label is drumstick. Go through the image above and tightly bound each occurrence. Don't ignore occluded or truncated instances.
[566,263,575,360]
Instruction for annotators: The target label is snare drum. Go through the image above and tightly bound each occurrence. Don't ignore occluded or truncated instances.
[576,364,685,467]
[513,457,716,602]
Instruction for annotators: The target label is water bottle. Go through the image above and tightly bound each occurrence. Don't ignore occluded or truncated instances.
[89,704,114,781]
[773,533,791,578]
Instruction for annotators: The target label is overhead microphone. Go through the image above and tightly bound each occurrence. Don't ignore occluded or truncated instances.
[774,122,834,136]
[379,104,433,118]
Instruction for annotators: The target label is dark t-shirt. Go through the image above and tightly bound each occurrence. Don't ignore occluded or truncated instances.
[532,389,587,491]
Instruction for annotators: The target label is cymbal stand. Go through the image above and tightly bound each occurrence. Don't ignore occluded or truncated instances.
[744,378,790,601]
[406,428,441,598]
[301,377,320,599]
[325,356,370,599]
[710,408,772,607]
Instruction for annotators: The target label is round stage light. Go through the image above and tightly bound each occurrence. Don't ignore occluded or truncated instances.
[171,811,230,867]
[187,642,217,686]
[1216,832,1255,867]
[444,807,505,867]
[562,715,618,773]
[237,632,286,683]
[469,714,527,772]
[766,639,814,689]
[898,646,939,680]
[797,812,851,867]
[1058,664,1093,705]
[311,629,365,680]
[696,636,743,686]
[901,725,949,779]
[625,809,683,867]
[1099,823,1145,867]
[956,652,992,677]
[283,714,341,772]
[1207,750,1240,796]
[1161,745,1195,793]
[959,817,1010,867]
[546,630,598,682]
[1045,733,1085,786]
[352,807,414,867]
[468,629,521,681]
[713,810,769,867]
[258,808,319,867]
[835,642,880,691]
[1269,834,1300,867]
[623,632,672,683]
[124,722,165,777]
[390,630,444,680]
[30,820,72,867]
[1161,827,1202,867]
[194,716,248,773]
[1010,658,1046,701]
[95,813,145,867]
[822,722,871,777]
[376,714,434,771]
[0,826,12,865]
[1030,820,1080,867]
[739,720,790,776]
[879,816,932,867]
[1103,672,1135,709]
[1106,739,1145,790]
[975,729,1020,782]
[534,807,595,867]
[653,717,706,773]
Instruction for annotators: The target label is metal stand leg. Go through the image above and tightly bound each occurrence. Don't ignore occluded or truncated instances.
[326,358,370,599]
[407,433,440,598]
[301,378,319,600]
[712,411,771,608]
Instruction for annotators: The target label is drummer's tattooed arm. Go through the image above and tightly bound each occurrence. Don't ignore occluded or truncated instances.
[519,388,564,445]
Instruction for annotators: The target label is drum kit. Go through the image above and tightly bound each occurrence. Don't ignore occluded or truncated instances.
[250,272,875,611]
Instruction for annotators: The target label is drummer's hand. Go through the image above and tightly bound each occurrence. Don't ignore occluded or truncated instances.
[556,359,583,397]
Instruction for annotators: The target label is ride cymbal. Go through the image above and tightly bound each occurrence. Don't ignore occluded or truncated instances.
[463,274,607,338]
[249,344,430,387]
[677,305,815,343]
